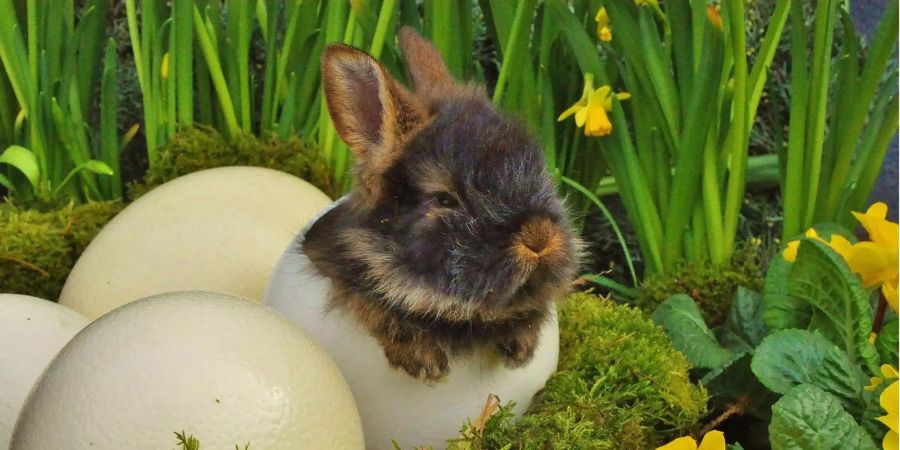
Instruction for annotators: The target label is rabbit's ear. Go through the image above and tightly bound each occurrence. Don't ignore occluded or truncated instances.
[321,44,426,198]
[399,26,454,100]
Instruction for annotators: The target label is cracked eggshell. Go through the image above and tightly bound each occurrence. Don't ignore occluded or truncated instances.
[11,291,364,450]
[59,167,332,320]
[0,294,89,449]
[264,236,559,450]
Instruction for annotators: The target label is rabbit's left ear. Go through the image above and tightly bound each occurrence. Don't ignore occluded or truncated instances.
[321,44,427,199]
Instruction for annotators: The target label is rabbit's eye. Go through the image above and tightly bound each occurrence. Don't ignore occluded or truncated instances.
[433,192,458,208]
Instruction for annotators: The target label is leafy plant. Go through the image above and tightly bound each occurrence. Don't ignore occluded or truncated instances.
[0,0,136,204]
[652,223,897,449]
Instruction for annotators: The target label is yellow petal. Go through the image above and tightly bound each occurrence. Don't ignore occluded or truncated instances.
[853,202,899,247]
[698,431,726,450]
[616,92,632,101]
[885,430,899,450]
[558,104,584,122]
[879,381,899,425]
[656,436,699,450]
[844,242,898,288]
[882,365,899,380]
[783,240,801,262]
[884,279,899,314]
[574,106,589,127]
[595,7,609,27]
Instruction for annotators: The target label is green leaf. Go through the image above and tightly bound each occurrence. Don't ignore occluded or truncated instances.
[702,352,778,419]
[651,294,733,369]
[876,318,899,366]
[769,384,877,450]
[751,329,835,394]
[0,172,14,191]
[0,144,39,188]
[752,329,866,416]
[765,224,855,331]
[721,287,768,353]
[788,239,879,373]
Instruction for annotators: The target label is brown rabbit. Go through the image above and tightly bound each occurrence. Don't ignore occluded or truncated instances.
[303,27,581,381]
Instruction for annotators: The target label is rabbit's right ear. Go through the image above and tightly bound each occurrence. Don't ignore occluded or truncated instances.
[322,44,427,199]
[399,26,454,101]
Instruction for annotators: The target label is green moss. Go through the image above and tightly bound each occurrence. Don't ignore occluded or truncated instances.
[0,200,123,300]
[633,246,767,325]
[448,292,708,450]
[130,126,336,199]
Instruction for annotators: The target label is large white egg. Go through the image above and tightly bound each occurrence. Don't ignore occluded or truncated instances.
[59,167,332,319]
[11,290,364,450]
[0,294,89,449]
[264,228,559,450]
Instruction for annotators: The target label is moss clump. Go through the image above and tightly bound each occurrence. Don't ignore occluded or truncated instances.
[633,246,766,325]
[130,126,336,199]
[448,292,707,450]
[0,200,123,299]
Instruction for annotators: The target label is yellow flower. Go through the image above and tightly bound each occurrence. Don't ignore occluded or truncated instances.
[558,74,630,137]
[853,202,899,248]
[595,7,612,42]
[783,228,824,262]
[879,379,898,450]
[656,431,726,450]
[161,52,170,80]
[866,365,898,392]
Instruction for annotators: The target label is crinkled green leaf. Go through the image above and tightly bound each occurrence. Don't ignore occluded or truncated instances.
[721,287,768,353]
[751,329,835,394]
[764,224,855,331]
[651,294,733,369]
[788,240,879,373]
[0,145,39,188]
[875,318,899,366]
[769,384,877,450]
[752,329,866,416]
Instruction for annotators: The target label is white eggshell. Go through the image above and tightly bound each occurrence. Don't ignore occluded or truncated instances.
[264,229,559,450]
[59,167,332,319]
[0,294,89,449]
[11,291,364,450]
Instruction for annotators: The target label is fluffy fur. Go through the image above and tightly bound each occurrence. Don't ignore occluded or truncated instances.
[304,27,581,381]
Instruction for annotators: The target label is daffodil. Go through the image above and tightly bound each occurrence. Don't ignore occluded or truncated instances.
[595,7,612,42]
[656,431,725,450]
[866,365,898,392]
[558,74,630,137]
[879,379,898,450]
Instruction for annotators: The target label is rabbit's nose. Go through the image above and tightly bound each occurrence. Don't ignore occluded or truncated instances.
[512,217,565,261]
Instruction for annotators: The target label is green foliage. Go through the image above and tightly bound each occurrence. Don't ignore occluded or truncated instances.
[0,200,123,299]
[448,292,707,450]
[173,431,250,450]
[875,318,899,366]
[766,239,880,374]
[635,245,766,325]
[651,294,734,369]
[0,0,132,203]
[769,384,877,450]
[130,127,335,199]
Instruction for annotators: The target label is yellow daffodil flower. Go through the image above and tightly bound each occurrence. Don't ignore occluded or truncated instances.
[656,430,725,450]
[879,379,898,450]
[866,365,898,392]
[595,7,612,42]
[558,74,630,137]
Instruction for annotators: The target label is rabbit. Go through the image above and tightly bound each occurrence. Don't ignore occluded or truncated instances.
[303,27,581,381]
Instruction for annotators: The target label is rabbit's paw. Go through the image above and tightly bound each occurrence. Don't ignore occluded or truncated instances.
[495,327,539,368]
[383,340,449,382]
